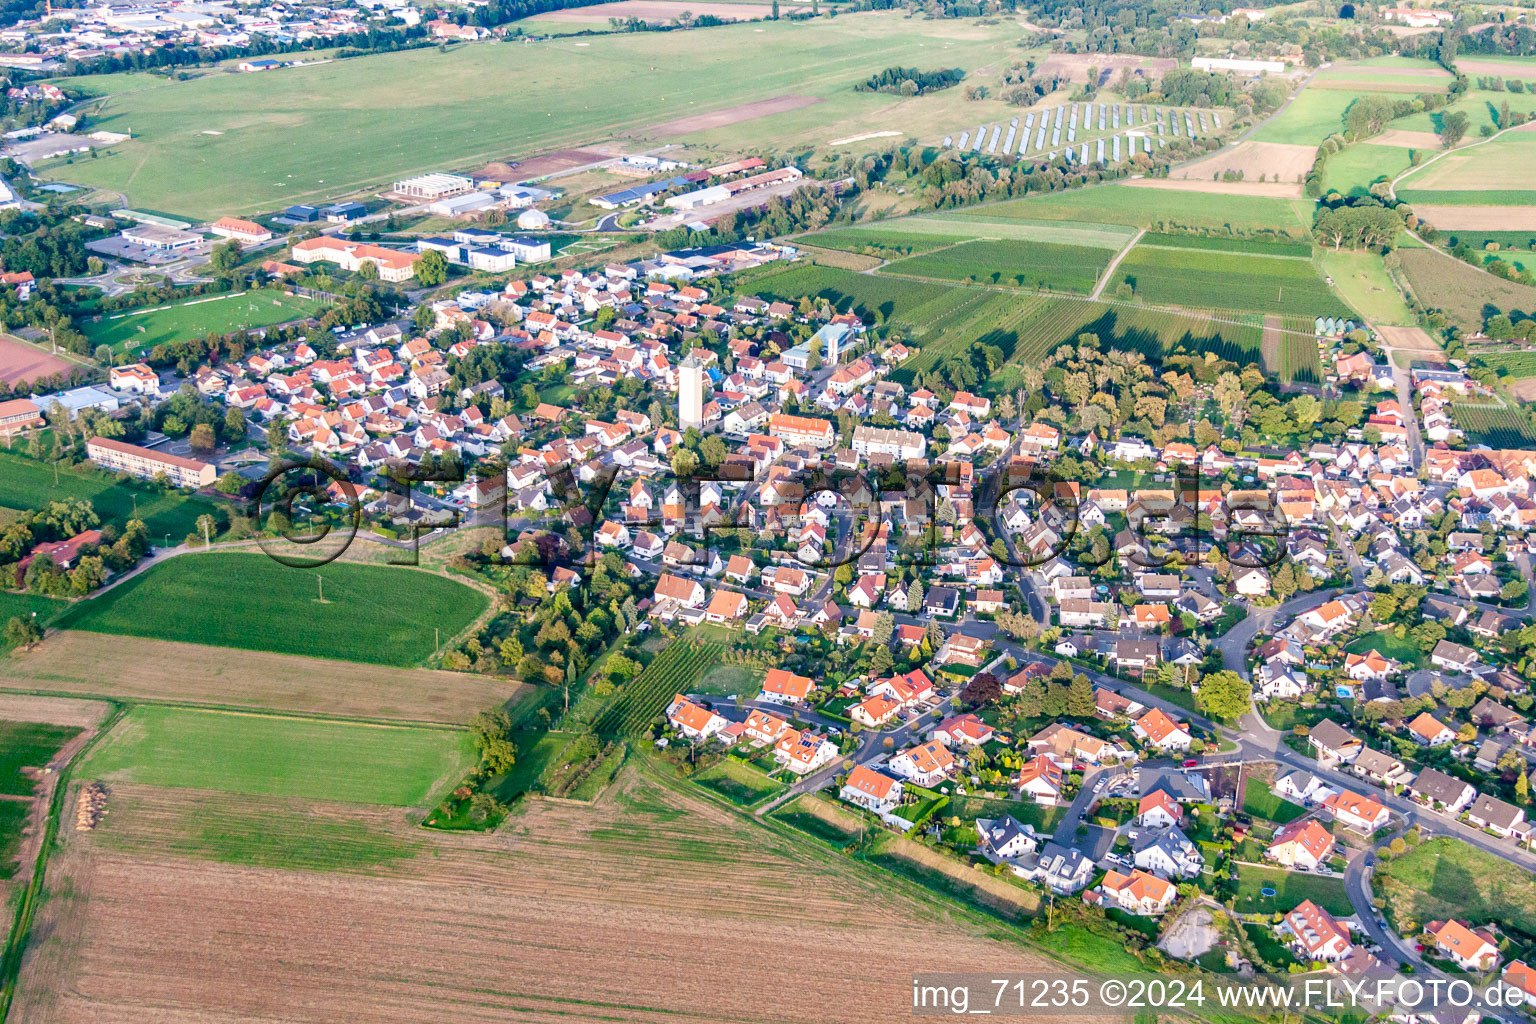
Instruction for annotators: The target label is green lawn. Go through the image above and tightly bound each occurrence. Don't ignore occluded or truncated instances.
[82,290,326,358]
[695,758,786,807]
[1315,248,1417,326]
[1111,245,1347,317]
[1344,630,1427,670]
[1234,863,1352,917]
[1241,782,1307,825]
[59,552,488,667]
[80,704,471,806]
[0,450,223,539]
[1320,143,1415,198]
[44,13,1023,219]
[1375,837,1536,936]
[947,794,1065,832]
[692,662,765,698]
[881,238,1112,294]
[1250,89,1396,145]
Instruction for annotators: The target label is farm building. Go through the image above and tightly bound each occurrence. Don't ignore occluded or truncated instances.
[393,172,475,200]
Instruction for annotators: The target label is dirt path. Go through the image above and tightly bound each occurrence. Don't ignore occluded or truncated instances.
[1090,227,1144,300]
[1260,314,1284,376]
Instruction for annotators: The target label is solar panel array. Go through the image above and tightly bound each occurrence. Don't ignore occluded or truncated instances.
[941,105,1221,166]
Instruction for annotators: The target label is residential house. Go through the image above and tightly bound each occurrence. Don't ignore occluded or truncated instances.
[1267,819,1336,870]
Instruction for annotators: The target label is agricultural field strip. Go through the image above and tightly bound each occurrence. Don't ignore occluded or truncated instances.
[802,216,1134,251]
[1133,241,1313,261]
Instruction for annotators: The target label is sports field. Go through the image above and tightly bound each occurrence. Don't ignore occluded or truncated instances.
[79,705,471,806]
[1108,244,1346,317]
[880,238,1113,293]
[83,290,326,357]
[0,450,223,538]
[45,13,1023,218]
[59,552,489,667]
[959,185,1312,238]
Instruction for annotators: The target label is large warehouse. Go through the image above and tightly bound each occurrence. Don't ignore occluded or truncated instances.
[392,172,475,200]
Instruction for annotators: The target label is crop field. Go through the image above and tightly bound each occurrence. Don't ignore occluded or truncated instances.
[60,552,488,667]
[0,591,69,630]
[954,185,1310,238]
[0,720,83,796]
[80,705,471,806]
[1263,314,1325,383]
[880,239,1112,293]
[744,263,948,324]
[1376,837,1536,937]
[1398,247,1536,331]
[0,450,223,539]
[1451,403,1536,447]
[82,290,326,358]
[43,13,1023,218]
[1315,248,1416,325]
[12,769,1056,1024]
[594,639,722,737]
[799,215,1135,255]
[1109,245,1346,317]
[0,631,523,725]
[1401,189,1536,207]
[1474,350,1536,380]
[891,292,1046,385]
[1137,232,1312,258]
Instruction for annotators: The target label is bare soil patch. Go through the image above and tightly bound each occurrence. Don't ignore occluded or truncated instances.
[12,771,1082,1024]
[643,94,823,137]
[1377,324,1443,353]
[533,0,800,20]
[1170,141,1315,187]
[1412,204,1536,230]
[0,631,524,725]
[1458,59,1536,80]
[0,334,74,386]
[1375,129,1444,149]
[473,146,620,182]
[1123,176,1304,199]
[1037,53,1175,84]
[1510,377,1536,401]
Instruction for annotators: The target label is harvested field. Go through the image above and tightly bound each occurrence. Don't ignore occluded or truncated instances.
[1036,52,1175,84]
[0,334,74,387]
[1458,59,1536,80]
[1311,76,1449,92]
[0,694,111,730]
[1511,378,1536,401]
[1398,246,1536,331]
[474,146,618,181]
[1122,176,1304,199]
[11,770,1080,1024]
[1398,135,1536,191]
[0,631,524,725]
[1374,129,1443,149]
[1376,324,1443,354]
[529,0,797,20]
[642,94,822,137]
[1412,204,1536,230]
[1169,141,1315,186]
[795,243,885,271]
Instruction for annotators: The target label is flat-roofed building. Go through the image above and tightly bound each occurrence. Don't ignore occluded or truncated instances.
[86,436,215,489]
[393,172,475,200]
